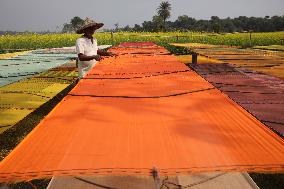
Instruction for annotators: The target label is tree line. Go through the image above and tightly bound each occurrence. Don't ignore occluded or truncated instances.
[126,15,284,33]
[62,1,284,33]
[122,1,284,33]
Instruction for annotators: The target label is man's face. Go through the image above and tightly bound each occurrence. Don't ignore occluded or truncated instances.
[85,27,96,36]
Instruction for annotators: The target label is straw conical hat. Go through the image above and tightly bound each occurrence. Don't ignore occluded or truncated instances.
[76,17,104,34]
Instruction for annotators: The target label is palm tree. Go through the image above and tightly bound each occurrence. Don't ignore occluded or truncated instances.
[157,1,172,31]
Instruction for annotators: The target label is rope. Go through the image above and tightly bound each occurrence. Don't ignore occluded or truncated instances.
[182,173,227,188]
[0,91,51,99]
[0,107,35,110]
[160,177,182,189]
[74,175,225,189]
[0,62,42,66]
[0,125,12,129]
[28,181,38,189]
[220,90,284,95]
[213,82,264,88]
[74,177,117,189]
[240,102,284,105]
[83,69,191,80]
[68,87,215,99]
[0,72,39,78]
[119,52,170,55]
[33,76,77,82]
[262,120,284,126]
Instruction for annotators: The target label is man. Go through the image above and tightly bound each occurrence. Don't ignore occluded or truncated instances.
[76,18,112,79]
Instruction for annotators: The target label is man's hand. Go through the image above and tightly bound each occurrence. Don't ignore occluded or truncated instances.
[108,52,117,57]
[78,53,103,61]
[93,55,103,61]
[97,50,117,57]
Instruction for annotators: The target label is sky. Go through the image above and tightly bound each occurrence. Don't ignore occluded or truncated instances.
[0,0,283,32]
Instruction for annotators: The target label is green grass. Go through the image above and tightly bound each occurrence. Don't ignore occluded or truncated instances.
[0,31,283,51]
[158,42,192,55]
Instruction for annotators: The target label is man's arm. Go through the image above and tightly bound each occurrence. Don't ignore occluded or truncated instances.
[97,49,115,56]
[78,53,102,61]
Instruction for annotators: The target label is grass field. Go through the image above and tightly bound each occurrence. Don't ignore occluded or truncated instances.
[0,31,283,52]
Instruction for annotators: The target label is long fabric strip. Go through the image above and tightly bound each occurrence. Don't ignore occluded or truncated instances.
[0,43,284,183]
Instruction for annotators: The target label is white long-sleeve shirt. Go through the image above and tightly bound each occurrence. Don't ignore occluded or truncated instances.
[75,37,98,79]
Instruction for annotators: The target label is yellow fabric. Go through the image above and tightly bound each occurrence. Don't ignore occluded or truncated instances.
[0,69,77,134]
[0,108,33,133]
[171,43,218,48]
[245,65,284,79]
[0,80,69,97]
[0,93,47,109]
[37,70,78,78]
[172,43,284,79]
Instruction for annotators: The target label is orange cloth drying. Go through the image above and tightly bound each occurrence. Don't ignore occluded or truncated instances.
[0,43,283,183]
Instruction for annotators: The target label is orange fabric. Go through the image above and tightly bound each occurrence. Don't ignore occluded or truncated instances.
[0,43,284,183]
[70,71,214,97]
[86,55,188,78]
